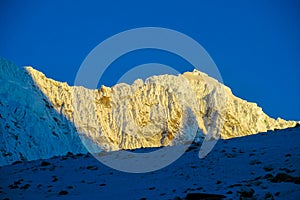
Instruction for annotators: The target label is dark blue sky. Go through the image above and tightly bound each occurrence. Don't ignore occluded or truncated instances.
[1,0,299,120]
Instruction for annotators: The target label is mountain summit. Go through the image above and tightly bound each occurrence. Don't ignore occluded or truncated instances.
[0,58,298,166]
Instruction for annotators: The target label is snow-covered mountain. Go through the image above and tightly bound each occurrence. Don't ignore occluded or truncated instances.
[0,58,299,166]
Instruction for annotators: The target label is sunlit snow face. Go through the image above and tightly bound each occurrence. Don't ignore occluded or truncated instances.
[73,27,225,173]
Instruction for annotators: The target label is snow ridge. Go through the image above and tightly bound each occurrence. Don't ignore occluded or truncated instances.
[0,58,298,166]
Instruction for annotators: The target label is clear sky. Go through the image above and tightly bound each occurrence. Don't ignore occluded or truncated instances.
[1,0,299,120]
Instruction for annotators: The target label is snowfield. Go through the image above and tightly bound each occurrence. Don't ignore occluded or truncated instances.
[1,127,299,200]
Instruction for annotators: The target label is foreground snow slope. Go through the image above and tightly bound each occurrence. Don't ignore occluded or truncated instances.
[1,126,299,200]
[0,57,299,166]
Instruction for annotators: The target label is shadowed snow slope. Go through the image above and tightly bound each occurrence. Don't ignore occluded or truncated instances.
[0,58,299,166]
[0,59,86,166]
[1,126,299,199]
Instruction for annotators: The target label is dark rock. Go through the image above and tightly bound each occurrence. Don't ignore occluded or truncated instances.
[52,177,58,182]
[249,159,262,165]
[279,167,295,173]
[264,192,274,200]
[271,173,299,183]
[86,165,98,170]
[12,161,22,165]
[66,152,74,157]
[41,161,51,166]
[274,192,280,197]
[238,187,254,198]
[8,184,18,189]
[261,186,268,190]
[186,146,197,152]
[254,176,262,180]
[263,174,274,180]
[186,193,226,200]
[263,165,274,172]
[228,183,243,188]
[59,190,68,195]
[20,184,30,190]
[225,153,237,158]
[254,181,262,186]
[14,179,23,185]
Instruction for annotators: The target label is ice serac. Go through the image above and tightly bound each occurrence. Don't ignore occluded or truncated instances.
[0,58,299,165]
